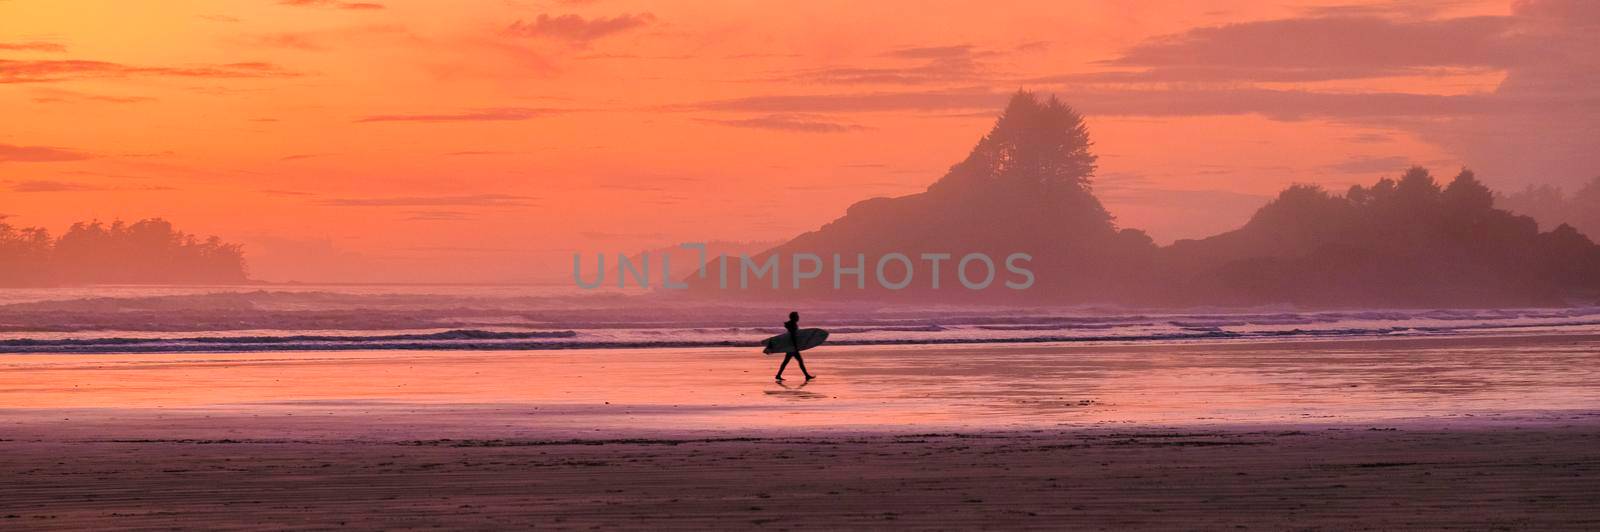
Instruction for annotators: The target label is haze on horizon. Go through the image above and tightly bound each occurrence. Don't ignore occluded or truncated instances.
[2,0,1596,283]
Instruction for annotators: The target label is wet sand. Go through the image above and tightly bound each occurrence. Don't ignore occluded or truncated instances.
[2,333,1599,529]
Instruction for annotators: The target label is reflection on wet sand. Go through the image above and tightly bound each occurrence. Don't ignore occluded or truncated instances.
[2,332,1597,437]
[764,380,827,401]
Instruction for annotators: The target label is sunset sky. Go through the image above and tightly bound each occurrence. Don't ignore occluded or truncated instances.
[3,0,1596,283]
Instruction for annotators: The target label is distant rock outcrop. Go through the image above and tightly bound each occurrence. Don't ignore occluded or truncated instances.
[687,90,1159,301]
[686,91,1600,307]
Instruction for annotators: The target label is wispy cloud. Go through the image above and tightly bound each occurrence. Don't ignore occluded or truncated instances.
[688,87,1007,113]
[30,88,153,104]
[1320,155,1415,174]
[504,13,656,44]
[696,114,869,133]
[249,33,327,51]
[238,25,424,52]
[0,59,296,84]
[403,210,477,221]
[1014,41,1051,53]
[884,44,982,60]
[1342,132,1395,144]
[321,194,534,207]
[0,41,66,53]
[445,150,518,156]
[355,107,568,123]
[1298,0,1480,19]
[8,180,104,192]
[788,44,995,85]
[279,153,334,161]
[0,143,93,162]
[580,231,667,241]
[278,0,384,10]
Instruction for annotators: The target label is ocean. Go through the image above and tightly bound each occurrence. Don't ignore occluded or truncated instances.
[3,284,1599,354]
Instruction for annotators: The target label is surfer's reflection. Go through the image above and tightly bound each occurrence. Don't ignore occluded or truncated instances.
[765,379,826,401]
[776,311,817,382]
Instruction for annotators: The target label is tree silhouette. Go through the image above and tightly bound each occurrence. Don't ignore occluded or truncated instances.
[930,90,1111,229]
[1498,176,1600,239]
[0,218,247,286]
[1170,166,1600,306]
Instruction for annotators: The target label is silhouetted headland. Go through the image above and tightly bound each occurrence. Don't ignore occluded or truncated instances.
[685,91,1600,307]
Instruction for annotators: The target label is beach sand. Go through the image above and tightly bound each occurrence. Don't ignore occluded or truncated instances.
[2,333,1598,529]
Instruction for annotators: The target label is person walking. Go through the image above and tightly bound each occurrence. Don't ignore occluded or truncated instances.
[776,311,816,381]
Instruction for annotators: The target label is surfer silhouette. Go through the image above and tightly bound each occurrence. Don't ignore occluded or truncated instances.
[776,311,816,381]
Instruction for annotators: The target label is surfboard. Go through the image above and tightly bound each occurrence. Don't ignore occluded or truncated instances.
[762,328,829,355]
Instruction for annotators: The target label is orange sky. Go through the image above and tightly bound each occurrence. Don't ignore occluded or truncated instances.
[6,0,1596,283]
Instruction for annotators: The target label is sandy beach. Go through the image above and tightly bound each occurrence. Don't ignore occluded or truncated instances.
[3,333,1599,529]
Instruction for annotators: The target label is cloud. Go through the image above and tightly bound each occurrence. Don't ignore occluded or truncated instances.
[1061,88,1488,119]
[278,0,384,10]
[0,41,66,53]
[239,25,424,52]
[689,87,1007,113]
[580,231,667,241]
[1046,0,1600,187]
[584,175,703,193]
[696,114,869,133]
[0,143,93,162]
[249,33,327,51]
[503,13,656,43]
[444,150,518,156]
[1032,65,1493,84]
[1298,0,1482,19]
[1098,15,1517,82]
[1061,86,1599,123]
[789,44,994,85]
[321,194,534,207]
[354,107,567,123]
[8,180,104,192]
[30,88,153,104]
[1320,155,1415,174]
[263,189,316,196]
[884,44,981,60]
[1341,132,1395,144]
[686,83,1586,122]
[403,210,477,221]
[1014,41,1051,53]
[784,181,907,192]
[0,59,296,84]
[279,153,333,161]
